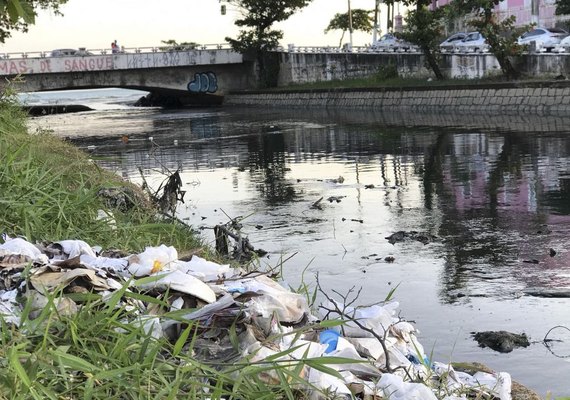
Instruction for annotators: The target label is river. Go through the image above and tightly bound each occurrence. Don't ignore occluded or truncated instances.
[25,88,570,397]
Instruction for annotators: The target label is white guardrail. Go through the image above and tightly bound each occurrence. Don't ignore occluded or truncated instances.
[4,42,570,60]
[0,43,234,59]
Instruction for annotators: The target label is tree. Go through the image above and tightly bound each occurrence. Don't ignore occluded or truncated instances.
[555,0,570,15]
[449,0,532,79]
[398,1,447,80]
[159,39,199,51]
[0,0,68,43]
[224,0,311,87]
[324,9,373,47]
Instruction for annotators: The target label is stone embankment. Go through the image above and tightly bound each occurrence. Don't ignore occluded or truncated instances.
[226,80,570,116]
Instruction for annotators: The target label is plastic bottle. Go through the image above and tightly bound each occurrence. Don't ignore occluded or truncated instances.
[319,329,340,353]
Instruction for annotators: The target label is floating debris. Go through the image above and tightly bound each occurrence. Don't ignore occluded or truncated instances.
[327,196,345,203]
[330,176,345,184]
[473,331,530,353]
[549,248,557,257]
[385,230,437,245]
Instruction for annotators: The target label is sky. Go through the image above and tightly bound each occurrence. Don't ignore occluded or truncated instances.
[0,0,402,54]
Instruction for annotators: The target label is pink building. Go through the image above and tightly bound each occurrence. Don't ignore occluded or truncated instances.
[433,0,561,28]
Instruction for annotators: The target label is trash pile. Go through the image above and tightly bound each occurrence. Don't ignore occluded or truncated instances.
[0,236,513,400]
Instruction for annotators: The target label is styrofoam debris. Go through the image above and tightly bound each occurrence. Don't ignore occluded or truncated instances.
[0,238,515,399]
[0,237,48,263]
[172,255,236,281]
[136,270,216,303]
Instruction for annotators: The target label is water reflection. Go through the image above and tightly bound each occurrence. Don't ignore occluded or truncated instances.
[246,132,298,204]
[74,111,569,303]
[420,131,570,303]
[38,105,570,394]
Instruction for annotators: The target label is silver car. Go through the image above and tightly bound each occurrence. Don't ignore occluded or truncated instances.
[50,48,93,57]
[453,31,489,53]
[517,27,568,52]
[439,32,467,52]
[370,33,415,52]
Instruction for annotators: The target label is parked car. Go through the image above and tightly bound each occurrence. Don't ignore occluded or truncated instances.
[554,34,570,53]
[517,27,569,52]
[49,48,93,57]
[439,32,467,52]
[453,31,488,53]
[370,33,415,52]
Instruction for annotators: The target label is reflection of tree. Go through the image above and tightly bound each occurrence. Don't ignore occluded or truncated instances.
[487,134,522,217]
[247,132,297,205]
[423,132,449,211]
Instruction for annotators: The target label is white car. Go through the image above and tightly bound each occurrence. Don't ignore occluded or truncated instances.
[554,34,570,53]
[50,48,93,57]
[453,31,489,53]
[439,32,467,52]
[518,27,569,52]
[370,33,415,52]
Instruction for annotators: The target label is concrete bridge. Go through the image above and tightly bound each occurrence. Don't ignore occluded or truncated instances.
[0,45,256,105]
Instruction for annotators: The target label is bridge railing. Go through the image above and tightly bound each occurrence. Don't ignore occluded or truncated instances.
[0,43,233,59]
[281,44,423,54]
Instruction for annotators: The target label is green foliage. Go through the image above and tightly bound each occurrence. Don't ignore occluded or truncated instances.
[399,5,448,79]
[224,0,311,53]
[0,88,202,253]
[0,0,67,43]
[324,9,373,46]
[400,6,446,53]
[0,281,361,399]
[159,39,199,51]
[224,0,311,88]
[449,0,533,79]
[375,62,399,81]
[555,0,570,15]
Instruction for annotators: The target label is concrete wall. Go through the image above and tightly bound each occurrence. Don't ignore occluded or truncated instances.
[15,63,255,96]
[275,52,570,85]
[0,49,254,103]
[225,81,570,116]
[277,52,433,85]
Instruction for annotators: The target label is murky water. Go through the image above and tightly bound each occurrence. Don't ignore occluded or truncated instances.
[30,90,570,396]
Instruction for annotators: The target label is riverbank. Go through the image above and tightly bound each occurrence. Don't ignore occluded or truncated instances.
[0,96,202,255]
[0,91,552,400]
[226,79,570,116]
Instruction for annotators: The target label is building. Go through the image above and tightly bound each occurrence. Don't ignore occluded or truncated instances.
[434,0,565,28]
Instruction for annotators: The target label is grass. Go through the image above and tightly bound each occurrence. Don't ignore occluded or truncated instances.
[0,89,202,254]
[0,87,342,399]
[261,70,564,92]
[0,284,341,399]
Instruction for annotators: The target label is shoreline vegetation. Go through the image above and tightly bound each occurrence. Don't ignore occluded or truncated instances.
[0,88,555,399]
[248,75,570,93]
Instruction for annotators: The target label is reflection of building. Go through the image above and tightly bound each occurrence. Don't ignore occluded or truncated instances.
[443,133,568,214]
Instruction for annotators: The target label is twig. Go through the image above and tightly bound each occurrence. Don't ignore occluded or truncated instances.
[316,275,394,373]
[543,325,570,359]
[311,197,324,210]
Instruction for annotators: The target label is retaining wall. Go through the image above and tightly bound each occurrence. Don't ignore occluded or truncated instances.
[275,52,570,85]
[225,81,570,116]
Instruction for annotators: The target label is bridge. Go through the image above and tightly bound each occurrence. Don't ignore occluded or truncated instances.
[0,45,256,105]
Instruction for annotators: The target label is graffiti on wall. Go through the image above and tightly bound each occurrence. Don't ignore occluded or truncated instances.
[126,52,185,69]
[187,72,218,93]
[0,56,113,75]
[0,60,29,75]
[63,57,113,72]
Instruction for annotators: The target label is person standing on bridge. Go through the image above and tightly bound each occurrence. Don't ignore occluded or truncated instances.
[111,40,119,54]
